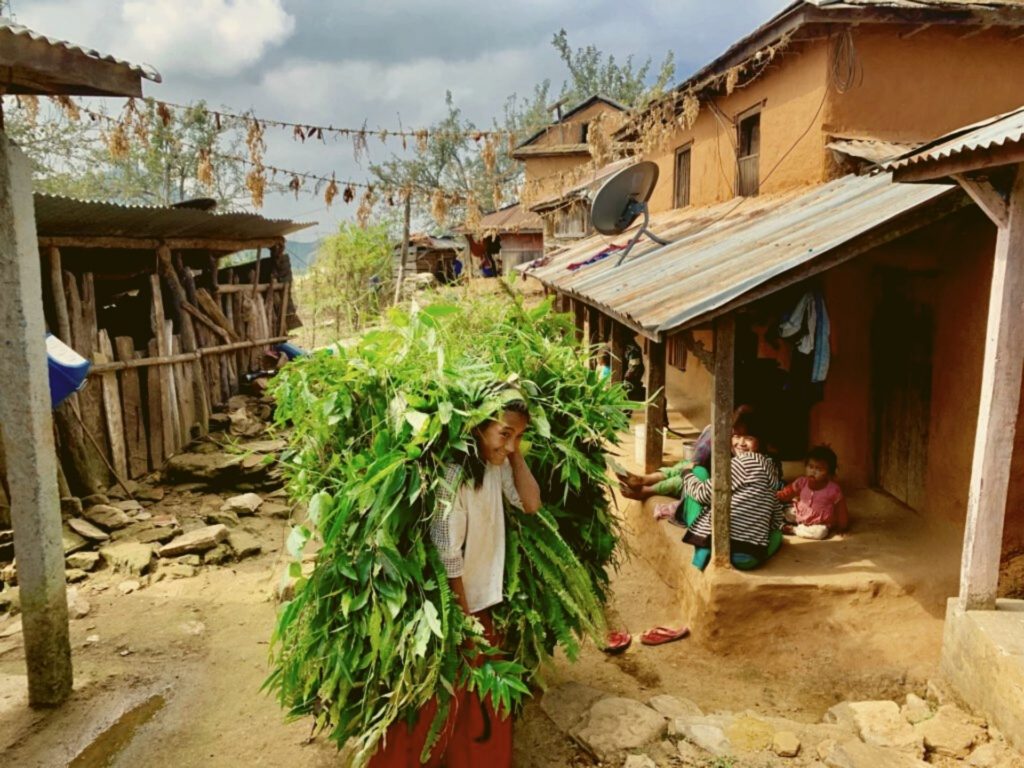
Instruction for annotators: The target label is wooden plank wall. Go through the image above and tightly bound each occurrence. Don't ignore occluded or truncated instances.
[45,245,293,494]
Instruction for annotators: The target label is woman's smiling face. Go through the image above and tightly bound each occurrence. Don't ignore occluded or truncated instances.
[476,410,529,465]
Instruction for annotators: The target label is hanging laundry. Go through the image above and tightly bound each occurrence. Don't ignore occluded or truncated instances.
[778,290,831,383]
[566,243,625,271]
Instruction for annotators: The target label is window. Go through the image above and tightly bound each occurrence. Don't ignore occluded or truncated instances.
[736,107,761,197]
[555,201,591,238]
[674,144,692,208]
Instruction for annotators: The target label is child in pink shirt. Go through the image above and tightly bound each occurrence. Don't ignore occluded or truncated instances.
[776,445,848,540]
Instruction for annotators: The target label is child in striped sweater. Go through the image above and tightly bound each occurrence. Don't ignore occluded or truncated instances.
[680,414,784,570]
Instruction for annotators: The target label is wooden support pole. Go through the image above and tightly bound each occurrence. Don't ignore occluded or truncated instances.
[644,338,667,473]
[610,321,628,383]
[278,282,291,337]
[150,273,176,459]
[587,305,601,362]
[86,335,292,373]
[958,166,1024,611]
[45,246,71,343]
[0,135,72,706]
[572,299,585,343]
[711,314,736,568]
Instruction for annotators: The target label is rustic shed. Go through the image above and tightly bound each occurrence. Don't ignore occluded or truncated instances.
[33,194,312,496]
[394,233,463,283]
[460,203,544,275]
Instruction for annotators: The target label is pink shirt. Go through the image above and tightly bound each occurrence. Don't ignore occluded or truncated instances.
[777,477,848,530]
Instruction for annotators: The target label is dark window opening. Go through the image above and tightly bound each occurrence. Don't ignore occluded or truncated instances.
[580,122,590,143]
[674,145,692,208]
[737,110,761,197]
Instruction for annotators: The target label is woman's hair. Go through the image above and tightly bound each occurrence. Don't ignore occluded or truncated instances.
[731,404,766,442]
[807,444,838,475]
[464,389,530,489]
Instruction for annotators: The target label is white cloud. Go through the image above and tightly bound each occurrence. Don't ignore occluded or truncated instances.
[121,0,295,77]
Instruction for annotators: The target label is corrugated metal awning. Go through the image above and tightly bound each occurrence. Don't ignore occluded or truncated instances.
[827,138,920,165]
[522,173,961,338]
[886,104,1024,173]
[34,194,313,245]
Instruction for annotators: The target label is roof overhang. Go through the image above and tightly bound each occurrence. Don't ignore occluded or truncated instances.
[520,172,968,340]
[0,20,160,97]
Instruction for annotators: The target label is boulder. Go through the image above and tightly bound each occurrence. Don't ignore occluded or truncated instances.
[540,682,608,734]
[226,528,262,559]
[826,701,924,756]
[774,731,802,758]
[99,542,155,576]
[62,527,89,554]
[572,697,667,763]
[223,493,263,515]
[164,451,270,486]
[67,518,110,542]
[83,504,133,531]
[647,694,703,720]
[914,706,987,758]
[66,551,101,571]
[821,738,930,768]
[159,525,229,557]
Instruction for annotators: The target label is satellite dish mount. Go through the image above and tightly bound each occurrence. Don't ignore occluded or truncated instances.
[589,161,670,267]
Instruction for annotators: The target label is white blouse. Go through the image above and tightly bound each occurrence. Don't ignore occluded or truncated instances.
[430,460,522,614]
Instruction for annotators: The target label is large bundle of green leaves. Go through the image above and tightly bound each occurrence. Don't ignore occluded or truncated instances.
[265,292,632,765]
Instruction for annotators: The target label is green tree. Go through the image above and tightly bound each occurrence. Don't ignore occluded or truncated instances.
[295,222,394,347]
[551,29,676,108]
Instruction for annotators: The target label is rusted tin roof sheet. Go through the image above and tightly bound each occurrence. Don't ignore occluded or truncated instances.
[472,203,543,234]
[886,105,1024,171]
[0,18,161,85]
[827,138,919,165]
[522,173,955,337]
[528,158,637,212]
[34,194,311,244]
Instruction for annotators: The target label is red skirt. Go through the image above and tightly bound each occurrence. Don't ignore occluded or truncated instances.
[367,611,513,768]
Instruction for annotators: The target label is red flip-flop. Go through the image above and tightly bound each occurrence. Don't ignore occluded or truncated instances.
[640,626,690,646]
[602,631,632,654]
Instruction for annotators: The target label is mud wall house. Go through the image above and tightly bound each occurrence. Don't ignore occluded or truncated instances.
[460,203,544,275]
[30,195,311,498]
[513,95,630,249]
[520,0,1024,653]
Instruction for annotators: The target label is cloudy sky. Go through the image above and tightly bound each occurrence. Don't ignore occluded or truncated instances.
[11,0,787,241]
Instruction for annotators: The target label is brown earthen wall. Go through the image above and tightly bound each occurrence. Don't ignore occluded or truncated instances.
[825,26,1024,143]
[646,41,830,214]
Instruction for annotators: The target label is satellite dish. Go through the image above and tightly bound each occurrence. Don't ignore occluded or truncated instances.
[589,161,670,266]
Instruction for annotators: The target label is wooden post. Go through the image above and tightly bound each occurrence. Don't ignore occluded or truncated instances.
[115,336,148,477]
[610,321,628,383]
[150,273,176,458]
[45,247,71,343]
[644,338,666,473]
[0,134,72,705]
[587,305,601,362]
[394,193,411,304]
[711,314,735,567]
[96,330,128,481]
[572,299,585,343]
[958,167,1024,610]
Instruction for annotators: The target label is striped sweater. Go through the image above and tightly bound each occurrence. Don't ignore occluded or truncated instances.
[682,452,783,554]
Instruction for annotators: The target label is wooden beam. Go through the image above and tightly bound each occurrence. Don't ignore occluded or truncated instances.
[87,335,291,374]
[894,143,1024,183]
[958,165,1024,611]
[37,236,285,252]
[610,321,628,383]
[953,174,1009,228]
[711,314,735,568]
[644,339,666,473]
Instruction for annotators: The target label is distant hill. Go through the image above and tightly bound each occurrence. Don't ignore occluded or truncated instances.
[285,239,320,276]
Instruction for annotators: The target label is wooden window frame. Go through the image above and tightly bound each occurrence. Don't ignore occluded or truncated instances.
[735,103,762,197]
[674,142,693,209]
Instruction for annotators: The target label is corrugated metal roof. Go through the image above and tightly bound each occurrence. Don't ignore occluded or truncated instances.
[886,104,1024,171]
[33,194,311,244]
[522,173,957,337]
[0,18,161,84]
[827,138,920,164]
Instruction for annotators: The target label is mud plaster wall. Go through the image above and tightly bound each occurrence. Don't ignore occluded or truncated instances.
[825,26,1024,144]
[645,41,829,214]
[808,207,993,533]
[527,101,625,151]
[665,330,713,429]
[523,154,590,200]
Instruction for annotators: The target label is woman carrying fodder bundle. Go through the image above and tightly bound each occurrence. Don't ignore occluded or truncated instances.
[371,386,540,767]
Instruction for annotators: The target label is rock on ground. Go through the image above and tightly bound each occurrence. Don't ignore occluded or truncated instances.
[673,716,733,756]
[226,528,262,559]
[62,527,88,554]
[622,755,657,768]
[901,694,933,725]
[572,697,667,763]
[260,501,292,519]
[66,551,100,571]
[99,542,156,577]
[223,493,263,515]
[914,705,987,758]
[820,738,931,768]
[66,588,90,619]
[82,504,133,530]
[67,518,109,542]
[539,682,608,735]
[158,524,229,557]
[117,579,141,595]
[647,694,703,720]
[60,497,82,517]
[203,544,233,565]
[774,731,802,757]
[826,701,925,756]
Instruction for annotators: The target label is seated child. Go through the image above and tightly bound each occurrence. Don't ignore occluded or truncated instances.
[618,424,711,502]
[776,445,848,540]
[680,409,784,570]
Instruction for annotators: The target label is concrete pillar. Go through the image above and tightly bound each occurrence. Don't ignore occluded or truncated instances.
[0,134,73,705]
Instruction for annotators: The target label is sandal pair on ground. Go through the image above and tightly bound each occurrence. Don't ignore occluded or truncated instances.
[602,626,689,653]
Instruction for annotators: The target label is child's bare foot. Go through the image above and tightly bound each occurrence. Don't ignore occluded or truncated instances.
[782,524,796,535]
